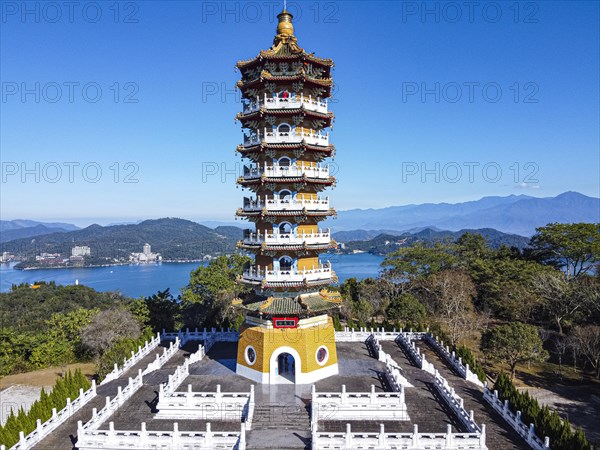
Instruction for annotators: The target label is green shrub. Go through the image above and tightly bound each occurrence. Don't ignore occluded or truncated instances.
[455,345,487,383]
[493,373,591,450]
[0,369,90,448]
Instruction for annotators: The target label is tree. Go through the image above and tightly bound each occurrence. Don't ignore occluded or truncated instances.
[534,271,591,334]
[143,289,182,332]
[570,325,600,378]
[455,232,490,266]
[481,322,548,380]
[530,223,600,278]
[420,270,478,346]
[471,257,548,321]
[381,242,457,285]
[80,308,141,357]
[181,254,251,328]
[386,293,426,328]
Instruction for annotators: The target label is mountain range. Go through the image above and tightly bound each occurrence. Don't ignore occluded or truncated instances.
[0,220,81,243]
[0,218,242,261]
[328,192,599,236]
[340,228,531,255]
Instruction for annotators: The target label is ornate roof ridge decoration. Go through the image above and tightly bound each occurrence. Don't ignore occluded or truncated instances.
[237,75,333,92]
[235,9,334,70]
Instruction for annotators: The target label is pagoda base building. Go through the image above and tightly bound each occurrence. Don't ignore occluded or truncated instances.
[236,313,338,384]
[233,8,341,384]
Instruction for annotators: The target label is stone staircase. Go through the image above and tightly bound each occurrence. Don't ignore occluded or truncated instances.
[246,385,312,449]
[253,403,311,430]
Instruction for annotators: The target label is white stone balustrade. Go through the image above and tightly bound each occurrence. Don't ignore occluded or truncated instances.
[311,384,409,425]
[82,370,144,432]
[142,338,181,375]
[160,345,206,395]
[243,263,333,283]
[334,327,402,342]
[483,385,550,450]
[243,94,328,114]
[161,328,239,354]
[77,421,246,450]
[241,196,330,212]
[243,163,330,180]
[395,332,436,375]
[311,423,487,450]
[366,334,413,389]
[433,371,481,433]
[9,381,97,450]
[156,384,255,429]
[243,229,331,246]
[336,329,486,388]
[424,334,485,388]
[243,128,329,147]
[101,332,161,384]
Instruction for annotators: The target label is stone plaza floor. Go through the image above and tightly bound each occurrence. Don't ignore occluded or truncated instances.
[28,338,528,449]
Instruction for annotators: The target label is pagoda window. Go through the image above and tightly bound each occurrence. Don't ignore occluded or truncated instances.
[278,222,293,234]
[278,256,294,271]
[278,157,291,167]
[277,123,291,134]
[278,189,292,202]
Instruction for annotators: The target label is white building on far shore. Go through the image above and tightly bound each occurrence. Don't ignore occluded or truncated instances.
[130,243,161,263]
[71,246,91,257]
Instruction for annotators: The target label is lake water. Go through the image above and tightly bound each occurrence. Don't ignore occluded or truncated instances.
[0,253,383,298]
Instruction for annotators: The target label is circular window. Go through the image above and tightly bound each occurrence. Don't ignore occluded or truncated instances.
[315,346,329,366]
[245,346,257,366]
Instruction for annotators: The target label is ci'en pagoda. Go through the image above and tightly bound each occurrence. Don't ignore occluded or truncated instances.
[234,7,342,384]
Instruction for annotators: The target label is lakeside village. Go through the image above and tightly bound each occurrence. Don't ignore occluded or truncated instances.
[2,244,214,270]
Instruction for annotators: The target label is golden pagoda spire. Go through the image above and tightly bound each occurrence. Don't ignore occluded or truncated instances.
[276,2,294,37]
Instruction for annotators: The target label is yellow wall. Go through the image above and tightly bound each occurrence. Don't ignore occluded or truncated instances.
[297,224,318,235]
[297,160,316,168]
[236,316,338,374]
[297,256,319,271]
[297,192,317,200]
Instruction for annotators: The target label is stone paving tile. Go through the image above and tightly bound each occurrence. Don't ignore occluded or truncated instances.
[28,338,528,450]
[414,340,526,450]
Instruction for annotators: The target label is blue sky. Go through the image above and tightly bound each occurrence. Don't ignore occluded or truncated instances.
[1,0,599,226]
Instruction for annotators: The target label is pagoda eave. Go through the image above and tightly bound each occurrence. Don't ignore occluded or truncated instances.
[237,176,335,187]
[236,53,334,70]
[237,242,337,252]
[238,75,333,91]
[237,142,335,155]
[241,278,334,289]
[236,209,336,219]
[237,108,334,122]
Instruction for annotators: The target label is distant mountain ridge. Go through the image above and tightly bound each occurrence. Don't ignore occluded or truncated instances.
[342,228,531,255]
[0,220,81,243]
[0,218,243,261]
[330,192,599,236]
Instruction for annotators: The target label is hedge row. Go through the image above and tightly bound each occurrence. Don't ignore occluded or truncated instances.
[455,345,487,383]
[0,369,91,448]
[494,372,591,450]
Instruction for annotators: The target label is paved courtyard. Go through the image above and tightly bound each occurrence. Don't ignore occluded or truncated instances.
[25,338,528,449]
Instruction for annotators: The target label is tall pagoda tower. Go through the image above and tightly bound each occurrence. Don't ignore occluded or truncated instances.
[234,8,342,384]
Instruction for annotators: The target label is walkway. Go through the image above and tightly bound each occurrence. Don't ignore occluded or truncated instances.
[414,340,526,450]
[30,341,199,450]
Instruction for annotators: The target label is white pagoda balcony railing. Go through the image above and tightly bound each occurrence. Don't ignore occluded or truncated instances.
[243,128,329,147]
[243,262,333,283]
[241,196,330,212]
[243,94,328,114]
[243,163,330,180]
[243,229,331,246]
